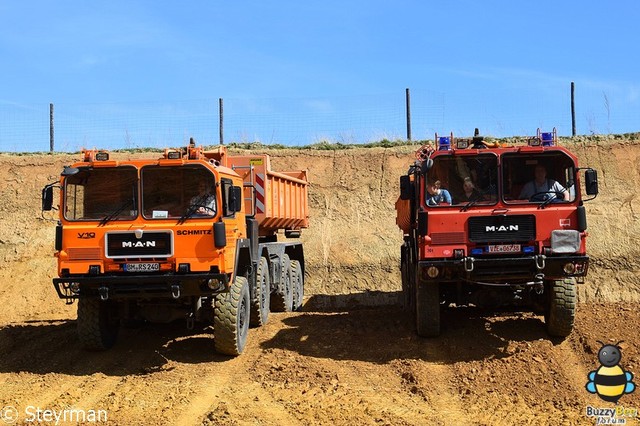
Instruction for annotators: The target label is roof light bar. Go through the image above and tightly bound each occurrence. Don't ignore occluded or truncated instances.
[435,132,454,151]
[531,127,557,146]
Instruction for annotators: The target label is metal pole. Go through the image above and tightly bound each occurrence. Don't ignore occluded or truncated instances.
[571,82,576,136]
[219,98,224,145]
[49,103,54,152]
[406,88,411,141]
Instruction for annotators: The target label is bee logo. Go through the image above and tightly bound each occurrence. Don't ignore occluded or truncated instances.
[586,341,636,403]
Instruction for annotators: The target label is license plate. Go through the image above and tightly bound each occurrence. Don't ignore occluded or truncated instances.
[124,262,160,272]
[487,244,521,253]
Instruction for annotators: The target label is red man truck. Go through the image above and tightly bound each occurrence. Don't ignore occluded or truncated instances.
[396,129,598,337]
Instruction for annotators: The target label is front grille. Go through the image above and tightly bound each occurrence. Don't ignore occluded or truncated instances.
[431,232,466,245]
[106,231,173,258]
[67,247,102,260]
[468,215,535,243]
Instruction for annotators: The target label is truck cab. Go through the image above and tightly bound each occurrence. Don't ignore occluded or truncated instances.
[397,129,599,337]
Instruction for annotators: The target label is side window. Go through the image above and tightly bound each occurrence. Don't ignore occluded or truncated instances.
[221,178,234,217]
[221,178,243,217]
[65,182,86,219]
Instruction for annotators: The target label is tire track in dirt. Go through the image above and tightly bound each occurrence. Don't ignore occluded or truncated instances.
[392,354,469,424]
[166,323,301,426]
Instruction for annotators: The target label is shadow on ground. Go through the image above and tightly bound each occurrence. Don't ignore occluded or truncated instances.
[0,319,230,376]
[262,292,554,364]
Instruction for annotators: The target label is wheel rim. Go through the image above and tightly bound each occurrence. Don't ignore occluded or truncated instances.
[260,274,268,309]
[239,293,248,333]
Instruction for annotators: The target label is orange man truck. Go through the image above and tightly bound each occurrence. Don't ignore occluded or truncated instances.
[42,140,308,355]
[396,129,599,338]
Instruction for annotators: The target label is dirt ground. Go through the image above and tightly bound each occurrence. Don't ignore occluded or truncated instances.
[1,136,640,425]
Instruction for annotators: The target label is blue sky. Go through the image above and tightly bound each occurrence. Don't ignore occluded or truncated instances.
[1,1,639,149]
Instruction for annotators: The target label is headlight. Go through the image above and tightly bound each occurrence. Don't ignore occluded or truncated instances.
[427,266,440,279]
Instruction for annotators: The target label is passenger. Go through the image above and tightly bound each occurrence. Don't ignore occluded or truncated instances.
[459,177,482,203]
[190,180,217,215]
[426,180,452,206]
[519,164,569,202]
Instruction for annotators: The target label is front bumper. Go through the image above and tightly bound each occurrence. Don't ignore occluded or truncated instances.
[53,272,229,300]
[418,254,589,285]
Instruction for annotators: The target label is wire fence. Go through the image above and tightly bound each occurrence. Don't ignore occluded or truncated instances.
[1,83,639,152]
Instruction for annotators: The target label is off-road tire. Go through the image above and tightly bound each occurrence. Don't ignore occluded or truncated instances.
[545,278,576,338]
[77,298,119,351]
[400,243,411,310]
[250,257,270,327]
[214,276,250,356]
[271,253,293,312]
[290,260,304,311]
[415,281,440,337]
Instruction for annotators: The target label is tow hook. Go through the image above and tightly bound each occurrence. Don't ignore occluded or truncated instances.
[535,255,546,270]
[171,284,181,299]
[98,286,109,301]
[464,257,475,272]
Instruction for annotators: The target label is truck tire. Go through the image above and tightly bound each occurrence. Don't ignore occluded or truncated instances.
[415,281,440,337]
[77,298,119,351]
[250,257,270,327]
[400,243,411,309]
[214,276,250,356]
[545,278,576,338]
[271,253,293,312]
[290,260,304,311]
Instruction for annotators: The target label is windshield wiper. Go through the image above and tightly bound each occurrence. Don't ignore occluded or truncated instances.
[178,193,209,224]
[99,199,134,226]
[460,196,481,212]
[460,188,491,212]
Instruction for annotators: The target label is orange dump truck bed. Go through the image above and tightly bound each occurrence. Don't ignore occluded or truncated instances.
[227,154,309,236]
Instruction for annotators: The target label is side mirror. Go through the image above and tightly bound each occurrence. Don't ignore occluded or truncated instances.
[61,166,80,176]
[213,221,227,248]
[229,186,243,213]
[42,185,54,211]
[399,175,413,200]
[584,169,598,196]
[420,158,433,175]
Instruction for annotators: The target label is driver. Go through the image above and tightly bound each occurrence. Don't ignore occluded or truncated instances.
[190,180,217,215]
[519,164,569,202]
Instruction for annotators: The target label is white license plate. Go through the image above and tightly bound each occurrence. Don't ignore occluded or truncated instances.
[124,263,160,272]
[487,244,521,253]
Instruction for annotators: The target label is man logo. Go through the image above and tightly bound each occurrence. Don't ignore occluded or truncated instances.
[485,225,519,232]
[122,241,156,248]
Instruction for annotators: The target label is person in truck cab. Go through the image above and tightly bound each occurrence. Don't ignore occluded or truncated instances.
[519,164,570,202]
[457,176,482,203]
[426,180,452,206]
[190,180,217,215]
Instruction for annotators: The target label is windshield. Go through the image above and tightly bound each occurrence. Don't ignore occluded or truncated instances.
[64,167,138,221]
[502,152,576,204]
[141,165,217,219]
[425,154,498,207]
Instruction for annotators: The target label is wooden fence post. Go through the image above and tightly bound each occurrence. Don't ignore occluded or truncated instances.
[571,82,576,136]
[49,103,54,152]
[219,98,224,145]
[406,88,411,141]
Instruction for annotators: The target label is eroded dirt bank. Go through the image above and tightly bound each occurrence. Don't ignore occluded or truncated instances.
[1,137,639,425]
